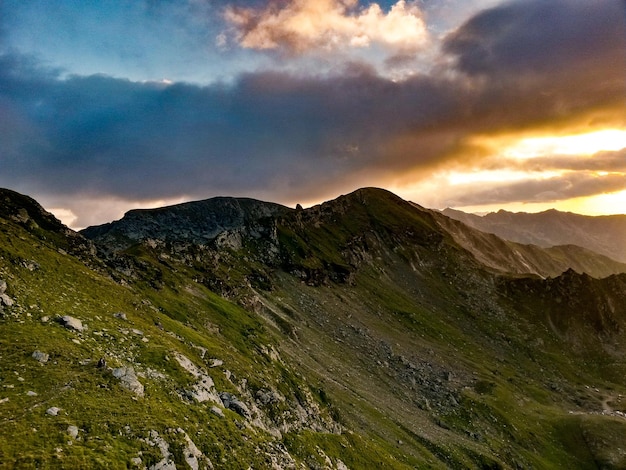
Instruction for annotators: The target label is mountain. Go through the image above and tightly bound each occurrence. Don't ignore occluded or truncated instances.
[2,187,626,469]
[442,207,626,264]
[432,209,626,278]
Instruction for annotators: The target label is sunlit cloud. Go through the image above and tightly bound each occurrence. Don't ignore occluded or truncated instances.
[501,130,626,159]
[223,0,429,53]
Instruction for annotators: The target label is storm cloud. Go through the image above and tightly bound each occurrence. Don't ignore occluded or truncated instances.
[1,0,625,227]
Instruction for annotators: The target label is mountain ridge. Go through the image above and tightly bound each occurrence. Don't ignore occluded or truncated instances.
[2,186,626,468]
[442,207,626,264]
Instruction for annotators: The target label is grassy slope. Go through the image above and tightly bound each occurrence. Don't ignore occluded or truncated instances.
[260,189,626,468]
[3,187,626,468]
[0,206,403,468]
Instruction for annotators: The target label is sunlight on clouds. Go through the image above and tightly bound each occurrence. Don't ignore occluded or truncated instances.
[446,169,562,186]
[46,196,189,231]
[502,129,626,159]
[224,0,428,53]
[48,208,78,228]
[452,190,626,217]
[561,190,626,216]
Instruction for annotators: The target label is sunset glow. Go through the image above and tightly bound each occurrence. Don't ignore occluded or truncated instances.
[1,0,624,228]
[502,130,626,159]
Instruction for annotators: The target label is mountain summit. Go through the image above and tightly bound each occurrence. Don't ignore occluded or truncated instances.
[2,187,626,468]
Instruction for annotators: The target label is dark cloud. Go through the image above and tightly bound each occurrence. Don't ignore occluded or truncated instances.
[1,0,625,226]
[446,173,626,206]
[444,0,626,78]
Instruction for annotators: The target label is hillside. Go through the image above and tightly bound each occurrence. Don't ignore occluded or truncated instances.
[442,208,626,264]
[2,187,626,469]
[432,209,626,278]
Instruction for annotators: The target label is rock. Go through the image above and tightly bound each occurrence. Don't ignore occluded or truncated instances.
[97,358,107,369]
[0,279,6,293]
[209,359,223,368]
[0,294,14,307]
[46,407,61,416]
[173,353,220,403]
[219,392,251,418]
[210,406,225,418]
[130,457,142,466]
[32,350,49,363]
[0,397,9,404]
[60,315,83,332]
[113,312,128,320]
[112,366,144,397]
[67,425,79,439]
[177,428,207,470]
[26,391,38,396]
[41,316,50,323]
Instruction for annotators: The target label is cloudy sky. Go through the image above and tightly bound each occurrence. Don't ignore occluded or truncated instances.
[1,0,625,229]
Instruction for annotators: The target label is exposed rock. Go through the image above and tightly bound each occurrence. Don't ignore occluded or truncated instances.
[145,430,176,470]
[32,350,49,363]
[67,425,79,439]
[173,353,220,403]
[210,406,225,418]
[112,366,145,397]
[60,315,84,332]
[26,391,38,396]
[0,397,9,404]
[219,392,251,418]
[114,312,128,320]
[177,428,211,470]
[209,359,223,368]
[0,280,6,293]
[0,294,13,307]
[46,407,60,416]
[130,457,142,467]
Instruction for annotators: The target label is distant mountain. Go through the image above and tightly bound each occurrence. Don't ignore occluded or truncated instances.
[442,207,626,263]
[432,209,626,278]
[2,187,626,469]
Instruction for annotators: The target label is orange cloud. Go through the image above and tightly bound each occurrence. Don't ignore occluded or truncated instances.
[224,0,428,53]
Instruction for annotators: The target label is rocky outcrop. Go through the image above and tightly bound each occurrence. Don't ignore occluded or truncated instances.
[219,392,251,418]
[81,197,290,251]
[112,366,145,397]
[59,315,84,332]
[0,279,13,309]
[32,351,49,363]
[173,353,221,404]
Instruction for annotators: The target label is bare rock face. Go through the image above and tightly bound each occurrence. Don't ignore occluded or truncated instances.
[32,351,49,363]
[219,392,251,418]
[60,315,84,332]
[0,280,13,308]
[112,366,144,397]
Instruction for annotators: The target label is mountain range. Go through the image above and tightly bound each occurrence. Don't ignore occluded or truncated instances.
[1,187,626,469]
[442,207,626,264]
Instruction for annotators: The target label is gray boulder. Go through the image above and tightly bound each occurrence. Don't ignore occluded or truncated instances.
[0,294,13,307]
[219,392,251,418]
[112,366,145,397]
[67,425,79,439]
[32,350,49,363]
[0,279,6,293]
[60,315,84,332]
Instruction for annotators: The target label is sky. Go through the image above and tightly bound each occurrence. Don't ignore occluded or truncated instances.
[1,0,625,229]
